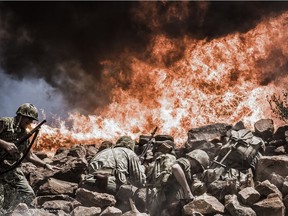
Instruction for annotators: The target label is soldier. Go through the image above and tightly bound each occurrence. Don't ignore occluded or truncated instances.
[146,140,177,216]
[147,149,209,216]
[171,149,210,203]
[0,103,60,210]
[81,135,146,197]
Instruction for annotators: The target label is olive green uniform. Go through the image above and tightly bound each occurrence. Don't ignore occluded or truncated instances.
[82,146,146,195]
[146,153,177,216]
[0,117,35,210]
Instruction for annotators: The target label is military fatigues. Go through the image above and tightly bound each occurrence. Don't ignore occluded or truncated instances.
[0,117,35,210]
[146,153,177,216]
[81,146,146,195]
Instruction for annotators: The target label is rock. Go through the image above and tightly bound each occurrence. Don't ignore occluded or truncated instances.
[31,194,80,208]
[273,125,288,140]
[70,206,101,216]
[238,187,260,205]
[185,140,217,160]
[182,193,225,215]
[225,194,256,216]
[154,135,174,142]
[116,184,137,202]
[207,179,238,202]
[256,155,288,186]
[10,203,30,216]
[255,180,282,199]
[254,119,274,141]
[100,206,122,216]
[281,176,288,196]
[187,123,231,142]
[37,177,78,196]
[83,144,99,159]
[42,200,75,213]
[51,156,88,183]
[252,196,285,216]
[68,145,87,159]
[76,188,116,208]
[29,208,56,216]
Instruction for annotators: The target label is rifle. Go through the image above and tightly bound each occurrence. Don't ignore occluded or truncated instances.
[0,119,46,174]
[16,119,46,147]
[204,137,245,183]
[139,127,158,164]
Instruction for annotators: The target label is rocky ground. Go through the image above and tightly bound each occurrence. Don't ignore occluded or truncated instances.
[3,118,288,216]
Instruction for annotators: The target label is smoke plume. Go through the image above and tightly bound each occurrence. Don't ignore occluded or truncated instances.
[0,2,288,118]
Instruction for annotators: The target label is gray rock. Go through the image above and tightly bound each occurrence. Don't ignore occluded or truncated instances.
[100,206,122,216]
[225,194,256,216]
[238,187,260,206]
[70,206,101,216]
[183,193,224,215]
[76,188,116,208]
[252,196,285,216]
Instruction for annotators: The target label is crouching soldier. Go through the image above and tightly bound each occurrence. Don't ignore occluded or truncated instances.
[146,140,177,216]
[147,148,210,216]
[171,149,210,203]
[80,136,146,201]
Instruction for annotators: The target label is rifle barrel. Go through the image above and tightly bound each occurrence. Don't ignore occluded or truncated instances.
[15,120,46,145]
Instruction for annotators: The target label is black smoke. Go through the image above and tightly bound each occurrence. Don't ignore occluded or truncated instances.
[0,1,288,115]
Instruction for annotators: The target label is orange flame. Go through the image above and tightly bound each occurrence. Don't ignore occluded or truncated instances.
[36,12,288,153]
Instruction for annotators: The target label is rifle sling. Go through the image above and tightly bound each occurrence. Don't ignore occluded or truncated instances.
[0,129,40,176]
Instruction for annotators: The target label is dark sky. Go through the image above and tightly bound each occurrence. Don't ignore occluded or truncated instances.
[1,1,288,123]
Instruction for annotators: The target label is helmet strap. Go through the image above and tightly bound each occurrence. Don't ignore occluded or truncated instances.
[15,115,22,131]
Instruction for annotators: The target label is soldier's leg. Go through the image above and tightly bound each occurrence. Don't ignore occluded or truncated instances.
[14,173,35,205]
[148,188,166,216]
[3,169,35,210]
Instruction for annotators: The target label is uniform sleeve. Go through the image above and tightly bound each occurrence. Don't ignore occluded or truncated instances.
[128,154,146,188]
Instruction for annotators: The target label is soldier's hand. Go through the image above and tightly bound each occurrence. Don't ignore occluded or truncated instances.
[4,142,19,155]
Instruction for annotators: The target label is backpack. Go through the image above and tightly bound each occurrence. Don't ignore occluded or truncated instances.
[216,129,265,170]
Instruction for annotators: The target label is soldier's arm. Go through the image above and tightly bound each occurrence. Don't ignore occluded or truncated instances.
[0,121,18,154]
[172,163,194,201]
[25,150,61,171]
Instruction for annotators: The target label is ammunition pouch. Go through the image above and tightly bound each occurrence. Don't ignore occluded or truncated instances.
[82,168,115,193]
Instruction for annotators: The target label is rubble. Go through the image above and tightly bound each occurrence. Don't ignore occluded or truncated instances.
[2,119,288,215]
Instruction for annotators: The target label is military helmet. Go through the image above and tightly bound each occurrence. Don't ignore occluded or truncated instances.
[16,103,39,121]
[186,149,210,171]
[116,136,135,151]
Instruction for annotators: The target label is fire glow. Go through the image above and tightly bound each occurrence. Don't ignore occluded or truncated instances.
[36,12,288,152]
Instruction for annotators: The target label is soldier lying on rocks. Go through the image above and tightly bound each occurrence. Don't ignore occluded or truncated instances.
[80,136,146,205]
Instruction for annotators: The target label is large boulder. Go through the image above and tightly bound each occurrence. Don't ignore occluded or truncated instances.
[256,155,288,188]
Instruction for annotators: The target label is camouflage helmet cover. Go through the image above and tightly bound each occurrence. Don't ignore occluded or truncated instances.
[16,103,39,121]
[116,136,135,150]
[186,149,210,171]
